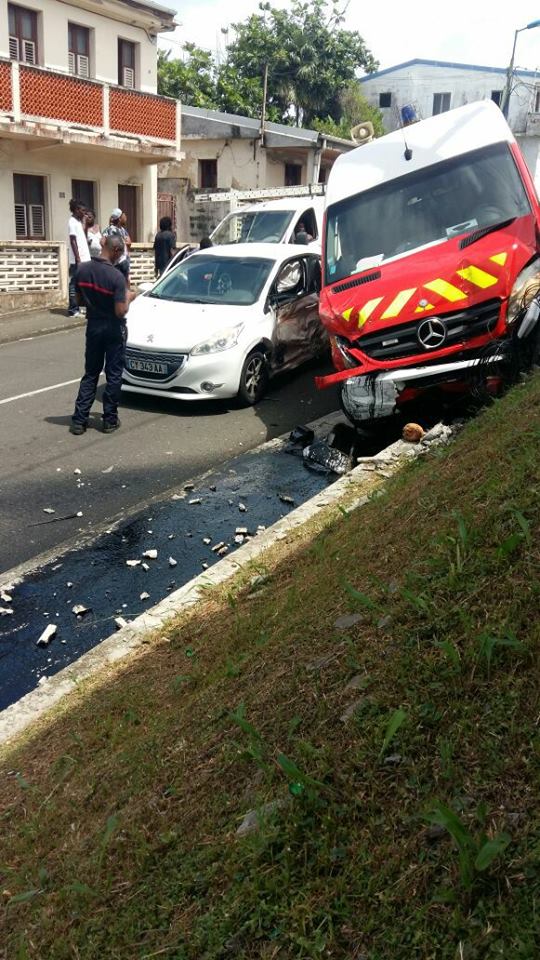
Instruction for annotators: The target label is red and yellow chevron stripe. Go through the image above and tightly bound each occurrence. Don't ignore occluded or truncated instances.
[341,252,509,329]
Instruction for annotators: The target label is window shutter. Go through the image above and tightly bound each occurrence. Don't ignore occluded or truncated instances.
[77,54,89,78]
[29,204,45,238]
[68,51,76,73]
[9,36,20,60]
[14,204,27,238]
[22,39,36,64]
[123,66,135,89]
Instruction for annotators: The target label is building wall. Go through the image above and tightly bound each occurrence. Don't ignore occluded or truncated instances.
[516,136,540,193]
[0,141,158,241]
[0,0,159,92]
[361,63,536,134]
[173,137,310,192]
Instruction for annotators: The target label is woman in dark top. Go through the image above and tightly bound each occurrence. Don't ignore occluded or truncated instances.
[154,216,177,277]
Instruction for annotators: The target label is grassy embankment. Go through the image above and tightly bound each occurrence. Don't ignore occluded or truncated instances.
[1,377,540,959]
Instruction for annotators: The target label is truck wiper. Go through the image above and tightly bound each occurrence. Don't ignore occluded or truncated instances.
[459,217,516,250]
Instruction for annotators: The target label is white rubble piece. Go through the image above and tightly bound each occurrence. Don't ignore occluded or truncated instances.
[189,498,202,505]
[168,557,178,568]
[142,549,158,560]
[115,617,129,630]
[0,607,14,616]
[36,624,57,647]
[73,468,82,475]
[142,563,150,572]
[279,494,295,505]
[43,508,55,515]
[212,542,226,553]
[238,503,247,512]
[203,537,212,545]
[1,591,12,603]
[72,604,90,617]
[140,592,150,601]
[126,560,141,567]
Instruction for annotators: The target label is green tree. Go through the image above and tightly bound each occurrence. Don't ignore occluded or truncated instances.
[157,45,218,108]
[224,0,378,126]
[312,84,385,139]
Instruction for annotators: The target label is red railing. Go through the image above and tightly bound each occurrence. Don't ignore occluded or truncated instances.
[0,60,178,146]
[0,60,12,112]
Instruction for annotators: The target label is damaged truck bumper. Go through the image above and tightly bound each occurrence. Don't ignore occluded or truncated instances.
[331,355,505,422]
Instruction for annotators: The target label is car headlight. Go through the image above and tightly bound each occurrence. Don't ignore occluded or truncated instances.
[191,324,244,356]
[506,258,540,326]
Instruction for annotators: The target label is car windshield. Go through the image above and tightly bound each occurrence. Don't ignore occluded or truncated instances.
[325,142,531,284]
[148,255,275,306]
[212,210,294,244]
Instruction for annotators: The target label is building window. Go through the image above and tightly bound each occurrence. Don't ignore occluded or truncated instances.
[198,159,218,189]
[379,92,392,108]
[118,38,136,88]
[433,92,451,115]
[68,23,90,78]
[491,90,503,106]
[8,3,38,64]
[72,179,95,214]
[14,173,46,239]
[285,163,302,187]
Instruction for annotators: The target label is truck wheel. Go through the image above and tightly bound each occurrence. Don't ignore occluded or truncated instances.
[237,349,269,406]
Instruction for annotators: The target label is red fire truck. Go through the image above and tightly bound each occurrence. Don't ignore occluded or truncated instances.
[317,100,540,424]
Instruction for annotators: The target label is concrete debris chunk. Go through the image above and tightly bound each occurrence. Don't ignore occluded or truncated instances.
[38,675,49,686]
[140,592,150,601]
[421,423,453,445]
[142,549,158,560]
[72,604,90,617]
[115,617,129,630]
[172,493,184,501]
[184,482,195,491]
[334,613,363,631]
[73,468,82,475]
[256,525,266,533]
[1,591,12,603]
[66,582,73,588]
[235,527,248,535]
[189,497,202,505]
[278,494,295,505]
[126,560,141,567]
[168,534,175,540]
[0,607,14,616]
[101,465,114,473]
[43,507,55,514]
[234,535,245,545]
[237,801,284,837]
[212,542,226,553]
[168,556,178,568]
[202,562,209,570]
[142,562,150,572]
[36,624,57,647]
[203,537,212,545]
[238,502,247,512]
[217,546,229,556]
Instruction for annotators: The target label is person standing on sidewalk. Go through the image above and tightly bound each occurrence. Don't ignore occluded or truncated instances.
[85,210,103,258]
[67,199,91,317]
[70,234,136,435]
[102,208,131,285]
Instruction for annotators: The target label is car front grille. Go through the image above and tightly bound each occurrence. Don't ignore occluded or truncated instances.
[355,299,500,361]
[124,346,187,381]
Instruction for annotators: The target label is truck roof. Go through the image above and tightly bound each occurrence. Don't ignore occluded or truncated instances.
[325,100,515,209]
[231,196,325,214]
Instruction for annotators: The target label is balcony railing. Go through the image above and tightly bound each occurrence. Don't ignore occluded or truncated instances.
[0,58,180,152]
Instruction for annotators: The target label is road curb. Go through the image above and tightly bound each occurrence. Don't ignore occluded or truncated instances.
[0,433,424,749]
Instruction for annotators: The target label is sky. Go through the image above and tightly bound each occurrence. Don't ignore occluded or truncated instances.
[159,0,540,74]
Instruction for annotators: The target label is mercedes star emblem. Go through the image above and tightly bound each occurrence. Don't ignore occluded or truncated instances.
[417,317,447,350]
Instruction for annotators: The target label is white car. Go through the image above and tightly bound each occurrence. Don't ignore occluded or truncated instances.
[122,244,327,405]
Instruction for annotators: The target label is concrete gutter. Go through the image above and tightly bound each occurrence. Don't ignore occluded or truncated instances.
[0,430,439,749]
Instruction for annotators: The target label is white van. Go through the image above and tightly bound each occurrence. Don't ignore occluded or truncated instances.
[210,196,324,249]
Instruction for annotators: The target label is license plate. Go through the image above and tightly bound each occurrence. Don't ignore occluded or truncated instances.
[127,359,168,374]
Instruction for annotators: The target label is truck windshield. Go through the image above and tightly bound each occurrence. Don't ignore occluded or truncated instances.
[325,142,531,284]
[148,255,274,306]
[212,210,294,244]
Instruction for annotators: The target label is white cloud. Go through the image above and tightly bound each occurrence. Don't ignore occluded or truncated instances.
[161,0,540,75]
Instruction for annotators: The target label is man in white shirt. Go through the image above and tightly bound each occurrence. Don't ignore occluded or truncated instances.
[68,199,91,317]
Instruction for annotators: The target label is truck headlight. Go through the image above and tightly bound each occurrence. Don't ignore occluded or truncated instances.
[191,324,244,355]
[506,259,540,326]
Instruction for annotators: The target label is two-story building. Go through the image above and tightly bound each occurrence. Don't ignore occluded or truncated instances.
[0,0,180,247]
[359,59,540,186]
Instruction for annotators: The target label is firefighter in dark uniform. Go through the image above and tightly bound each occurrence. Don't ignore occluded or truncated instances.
[70,234,135,435]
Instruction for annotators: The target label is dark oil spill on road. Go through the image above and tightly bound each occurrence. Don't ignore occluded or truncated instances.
[0,443,337,710]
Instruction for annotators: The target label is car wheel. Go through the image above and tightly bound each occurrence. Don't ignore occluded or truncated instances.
[237,350,269,405]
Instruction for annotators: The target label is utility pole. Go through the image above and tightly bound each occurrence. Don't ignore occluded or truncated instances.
[260,63,268,146]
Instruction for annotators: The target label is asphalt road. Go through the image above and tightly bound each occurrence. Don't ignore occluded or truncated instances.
[0,327,339,575]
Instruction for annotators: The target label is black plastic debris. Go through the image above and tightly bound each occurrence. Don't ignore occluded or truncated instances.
[289,424,315,447]
[303,422,359,476]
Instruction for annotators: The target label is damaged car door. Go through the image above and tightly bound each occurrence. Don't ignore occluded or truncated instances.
[270,255,327,371]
